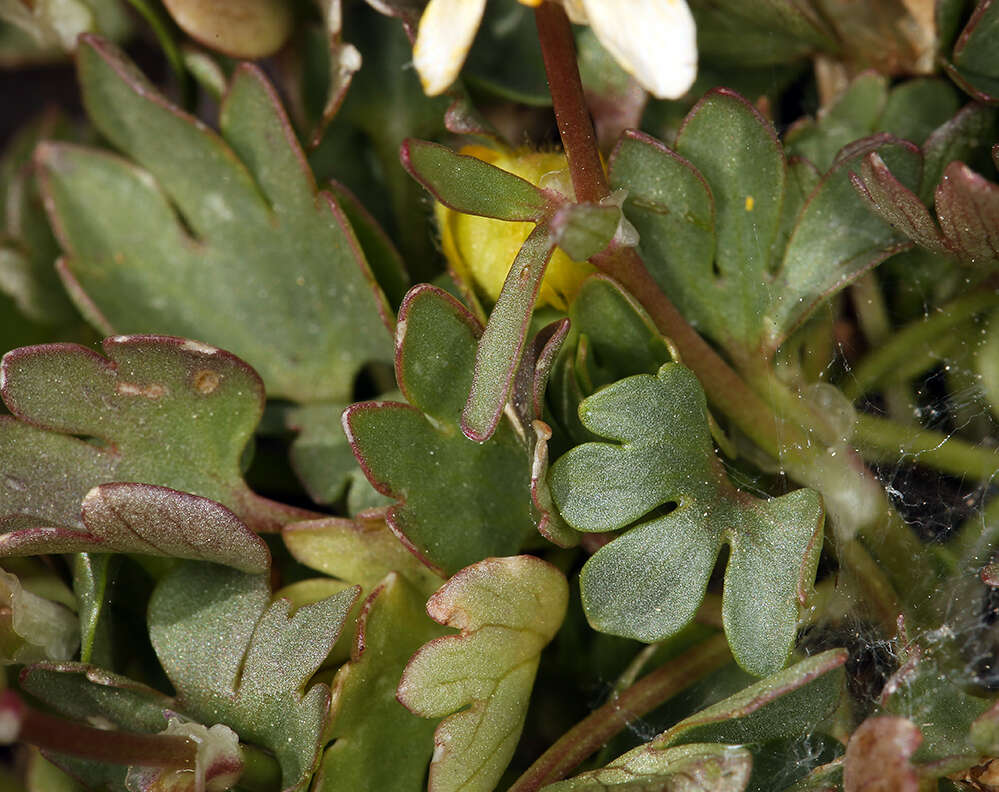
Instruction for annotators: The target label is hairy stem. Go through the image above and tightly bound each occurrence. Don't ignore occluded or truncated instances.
[507,633,732,792]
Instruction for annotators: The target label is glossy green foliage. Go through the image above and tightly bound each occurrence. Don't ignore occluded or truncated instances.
[344,285,536,575]
[148,563,357,791]
[398,556,569,792]
[316,573,444,792]
[550,363,824,676]
[0,335,304,534]
[37,36,393,403]
[610,90,922,361]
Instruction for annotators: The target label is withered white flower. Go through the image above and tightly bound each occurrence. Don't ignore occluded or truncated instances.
[412,0,698,100]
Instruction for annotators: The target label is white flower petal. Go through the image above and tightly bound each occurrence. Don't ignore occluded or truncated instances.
[580,0,697,99]
[413,0,487,96]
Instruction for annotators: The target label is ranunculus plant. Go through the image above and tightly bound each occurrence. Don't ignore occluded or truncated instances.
[0,1,997,790]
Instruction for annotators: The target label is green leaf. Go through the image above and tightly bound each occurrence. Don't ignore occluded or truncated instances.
[37,36,393,403]
[0,110,78,325]
[397,556,569,792]
[0,335,308,533]
[772,135,922,343]
[922,103,997,201]
[945,0,999,103]
[785,73,888,172]
[401,139,550,222]
[148,563,358,791]
[611,93,922,360]
[462,224,556,441]
[673,89,785,354]
[344,285,536,575]
[72,553,113,665]
[540,743,753,792]
[314,573,444,792]
[283,513,444,597]
[549,364,824,676]
[0,483,270,572]
[286,401,361,506]
[549,203,621,262]
[548,650,846,790]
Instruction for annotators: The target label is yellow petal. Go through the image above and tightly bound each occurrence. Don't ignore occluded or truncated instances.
[580,0,697,99]
[413,0,487,96]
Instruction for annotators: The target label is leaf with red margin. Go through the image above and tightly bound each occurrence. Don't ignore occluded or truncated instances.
[343,285,536,576]
[935,159,999,265]
[0,483,270,573]
[610,91,922,362]
[148,563,358,792]
[314,573,445,792]
[397,556,568,792]
[0,335,312,535]
[944,0,999,104]
[35,35,393,403]
[552,649,847,790]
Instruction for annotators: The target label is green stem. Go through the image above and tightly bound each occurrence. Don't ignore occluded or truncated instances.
[853,413,999,481]
[506,634,732,792]
[841,288,999,401]
[850,273,914,423]
[124,0,192,108]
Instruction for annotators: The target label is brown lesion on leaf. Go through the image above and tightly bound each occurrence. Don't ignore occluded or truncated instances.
[193,370,221,395]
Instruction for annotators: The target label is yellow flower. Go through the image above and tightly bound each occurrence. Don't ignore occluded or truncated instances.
[435,145,595,311]
[413,0,697,100]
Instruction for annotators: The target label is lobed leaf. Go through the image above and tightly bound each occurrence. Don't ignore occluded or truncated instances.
[344,285,535,575]
[397,556,569,792]
[148,563,358,791]
[315,573,444,792]
[37,36,393,403]
[550,363,824,676]
[610,93,922,361]
[0,335,307,534]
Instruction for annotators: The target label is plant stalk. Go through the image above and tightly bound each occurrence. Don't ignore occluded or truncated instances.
[532,1,909,628]
[1,690,197,768]
[507,633,732,792]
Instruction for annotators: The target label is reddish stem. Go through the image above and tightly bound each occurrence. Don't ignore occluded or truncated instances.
[507,634,732,792]
[2,690,197,769]
[534,2,608,203]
